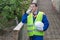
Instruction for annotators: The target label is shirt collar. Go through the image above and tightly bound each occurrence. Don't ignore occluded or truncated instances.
[33,10,39,15]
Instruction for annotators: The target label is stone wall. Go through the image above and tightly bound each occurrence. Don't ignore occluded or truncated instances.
[0,30,19,40]
[51,0,60,13]
[0,25,28,40]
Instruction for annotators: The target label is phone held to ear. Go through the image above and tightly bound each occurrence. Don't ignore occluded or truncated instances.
[26,7,32,14]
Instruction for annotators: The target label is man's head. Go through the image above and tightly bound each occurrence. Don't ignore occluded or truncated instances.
[30,3,38,13]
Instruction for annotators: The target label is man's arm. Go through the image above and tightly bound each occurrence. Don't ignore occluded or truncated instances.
[22,13,28,24]
[22,6,32,24]
[42,14,49,31]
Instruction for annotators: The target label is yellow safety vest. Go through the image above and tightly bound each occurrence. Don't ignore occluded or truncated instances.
[27,11,44,36]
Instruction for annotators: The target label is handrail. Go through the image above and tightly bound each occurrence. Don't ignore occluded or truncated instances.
[13,0,37,31]
[32,0,37,3]
[13,22,24,30]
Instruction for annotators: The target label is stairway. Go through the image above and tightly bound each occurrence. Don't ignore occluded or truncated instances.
[37,0,60,40]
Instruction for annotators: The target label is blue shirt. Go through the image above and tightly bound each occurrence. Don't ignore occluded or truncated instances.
[22,12,49,31]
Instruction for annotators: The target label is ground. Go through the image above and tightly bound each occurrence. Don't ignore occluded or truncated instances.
[37,0,60,40]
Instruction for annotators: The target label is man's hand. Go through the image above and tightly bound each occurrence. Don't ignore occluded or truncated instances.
[26,7,32,14]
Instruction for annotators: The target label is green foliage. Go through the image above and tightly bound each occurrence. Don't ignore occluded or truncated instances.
[0,0,31,30]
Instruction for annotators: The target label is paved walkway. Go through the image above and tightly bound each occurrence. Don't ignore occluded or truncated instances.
[37,0,60,40]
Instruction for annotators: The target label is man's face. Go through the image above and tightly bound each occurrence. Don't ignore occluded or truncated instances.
[30,4,37,12]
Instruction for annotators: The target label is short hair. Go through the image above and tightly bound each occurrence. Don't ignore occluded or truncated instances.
[31,3,37,7]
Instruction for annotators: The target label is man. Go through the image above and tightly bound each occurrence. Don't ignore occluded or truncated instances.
[22,3,49,40]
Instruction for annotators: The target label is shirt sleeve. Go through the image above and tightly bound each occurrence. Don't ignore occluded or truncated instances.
[42,14,49,31]
[22,13,28,24]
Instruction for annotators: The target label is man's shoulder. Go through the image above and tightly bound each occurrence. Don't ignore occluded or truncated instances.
[38,11,45,15]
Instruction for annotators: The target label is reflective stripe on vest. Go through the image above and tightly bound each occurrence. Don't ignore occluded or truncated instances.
[27,11,44,36]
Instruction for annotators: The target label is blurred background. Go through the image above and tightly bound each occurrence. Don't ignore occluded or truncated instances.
[0,0,60,40]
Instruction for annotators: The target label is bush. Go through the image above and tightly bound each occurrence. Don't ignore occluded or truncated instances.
[0,0,31,30]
